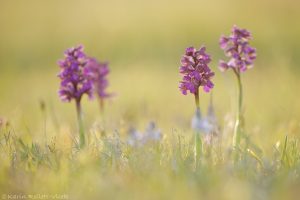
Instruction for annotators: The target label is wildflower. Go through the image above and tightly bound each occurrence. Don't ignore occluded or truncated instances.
[143,122,162,142]
[127,122,162,147]
[191,108,201,131]
[179,46,215,96]
[178,45,214,169]
[57,45,92,148]
[191,108,213,134]
[58,45,93,102]
[84,57,112,112]
[127,127,143,147]
[191,95,219,142]
[219,25,256,73]
[85,58,111,98]
[219,25,256,161]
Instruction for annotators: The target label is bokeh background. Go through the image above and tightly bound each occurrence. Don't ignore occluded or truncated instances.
[0,0,300,151]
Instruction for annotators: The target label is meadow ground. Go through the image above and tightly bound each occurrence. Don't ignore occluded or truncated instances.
[1,0,300,200]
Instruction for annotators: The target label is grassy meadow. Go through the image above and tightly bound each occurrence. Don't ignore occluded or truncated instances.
[0,0,300,199]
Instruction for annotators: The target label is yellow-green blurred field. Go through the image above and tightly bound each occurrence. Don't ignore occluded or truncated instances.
[1,0,300,200]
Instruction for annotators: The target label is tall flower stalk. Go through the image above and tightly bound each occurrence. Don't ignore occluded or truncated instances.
[179,46,215,168]
[219,25,256,160]
[84,58,112,114]
[58,45,93,148]
[84,57,112,137]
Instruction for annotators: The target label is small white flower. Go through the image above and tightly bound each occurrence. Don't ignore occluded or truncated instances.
[192,108,213,134]
[191,102,219,135]
[143,121,162,142]
[127,122,162,147]
[127,127,143,147]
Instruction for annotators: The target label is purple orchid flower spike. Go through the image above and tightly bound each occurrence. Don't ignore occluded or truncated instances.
[85,57,112,113]
[219,25,257,161]
[179,46,215,99]
[178,45,215,169]
[58,45,93,102]
[219,25,256,73]
[58,45,92,148]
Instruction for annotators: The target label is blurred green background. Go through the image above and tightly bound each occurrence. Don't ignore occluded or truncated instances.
[0,0,300,149]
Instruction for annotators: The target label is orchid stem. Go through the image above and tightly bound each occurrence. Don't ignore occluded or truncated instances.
[98,97,106,137]
[194,90,200,109]
[99,97,104,114]
[194,89,202,169]
[233,70,243,162]
[76,100,85,148]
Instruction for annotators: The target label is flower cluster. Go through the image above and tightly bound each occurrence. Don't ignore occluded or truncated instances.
[179,46,215,95]
[84,58,111,99]
[127,122,162,147]
[219,25,256,72]
[58,45,93,102]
